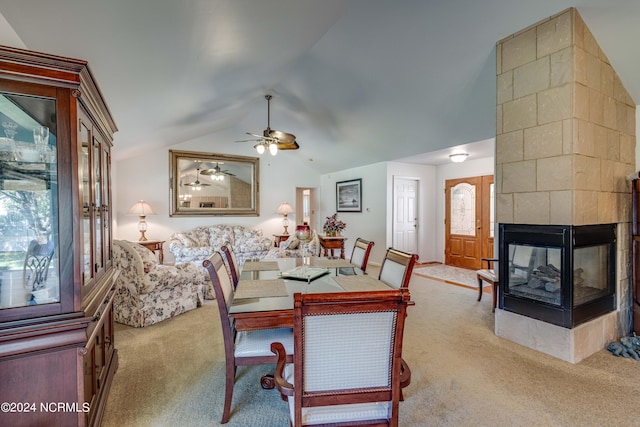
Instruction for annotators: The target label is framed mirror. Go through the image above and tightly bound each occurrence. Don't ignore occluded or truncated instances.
[169,150,260,216]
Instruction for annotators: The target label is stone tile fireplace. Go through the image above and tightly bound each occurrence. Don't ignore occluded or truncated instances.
[494,8,635,362]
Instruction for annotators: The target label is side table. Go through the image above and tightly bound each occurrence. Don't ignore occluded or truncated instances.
[317,235,347,259]
[137,240,165,264]
[273,234,290,248]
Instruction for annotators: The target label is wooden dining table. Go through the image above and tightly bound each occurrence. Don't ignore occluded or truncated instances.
[229,257,393,332]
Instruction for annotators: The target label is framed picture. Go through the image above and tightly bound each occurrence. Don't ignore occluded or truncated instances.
[336,178,362,212]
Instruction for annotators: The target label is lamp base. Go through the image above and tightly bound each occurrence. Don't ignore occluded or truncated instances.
[139,231,148,241]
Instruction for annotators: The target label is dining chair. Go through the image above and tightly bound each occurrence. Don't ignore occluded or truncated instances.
[202,252,294,424]
[338,237,375,276]
[271,289,412,427]
[378,247,419,289]
[220,242,240,289]
[477,257,499,313]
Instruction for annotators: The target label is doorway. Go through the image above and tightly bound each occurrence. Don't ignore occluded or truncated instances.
[295,187,317,229]
[444,175,494,269]
[392,177,419,254]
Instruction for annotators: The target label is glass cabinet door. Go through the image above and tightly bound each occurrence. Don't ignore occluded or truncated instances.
[80,119,92,285]
[0,91,59,309]
[79,110,111,292]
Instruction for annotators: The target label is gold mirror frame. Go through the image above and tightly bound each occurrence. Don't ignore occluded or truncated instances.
[169,150,260,217]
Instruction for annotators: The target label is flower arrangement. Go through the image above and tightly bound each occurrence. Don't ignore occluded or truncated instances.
[323,213,346,236]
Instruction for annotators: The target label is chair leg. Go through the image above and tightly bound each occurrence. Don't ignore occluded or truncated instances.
[221,363,235,424]
[477,276,483,301]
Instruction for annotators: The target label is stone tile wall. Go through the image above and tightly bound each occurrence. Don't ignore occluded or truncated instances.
[495,7,636,336]
[496,8,635,226]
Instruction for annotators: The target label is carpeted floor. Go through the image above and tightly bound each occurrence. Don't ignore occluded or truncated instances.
[414,263,479,288]
[102,271,640,426]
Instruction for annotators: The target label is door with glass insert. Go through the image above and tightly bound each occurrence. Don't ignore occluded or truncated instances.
[445,175,494,270]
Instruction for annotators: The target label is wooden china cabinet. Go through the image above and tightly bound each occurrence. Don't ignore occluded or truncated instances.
[0,46,118,426]
[632,179,640,334]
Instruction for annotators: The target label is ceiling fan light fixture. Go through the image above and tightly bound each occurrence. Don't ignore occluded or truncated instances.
[241,95,299,155]
[268,141,278,156]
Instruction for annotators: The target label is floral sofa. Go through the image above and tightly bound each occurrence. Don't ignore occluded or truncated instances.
[113,240,207,327]
[168,224,272,268]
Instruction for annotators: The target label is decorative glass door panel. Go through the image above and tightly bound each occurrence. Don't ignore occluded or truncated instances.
[0,91,59,308]
[450,182,476,236]
[93,137,103,275]
[80,120,92,285]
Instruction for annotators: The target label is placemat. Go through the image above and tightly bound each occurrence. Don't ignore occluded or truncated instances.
[242,260,280,271]
[313,258,355,269]
[332,275,392,292]
[234,279,288,299]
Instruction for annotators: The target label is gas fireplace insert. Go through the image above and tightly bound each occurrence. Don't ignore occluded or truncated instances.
[499,224,616,328]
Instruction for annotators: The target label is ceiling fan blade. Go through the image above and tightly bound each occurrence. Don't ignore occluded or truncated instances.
[234,138,261,143]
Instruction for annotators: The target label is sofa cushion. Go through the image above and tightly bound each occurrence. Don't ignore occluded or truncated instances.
[281,237,300,250]
[174,232,199,247]
[190,226,213,246]
[209,225,235,248]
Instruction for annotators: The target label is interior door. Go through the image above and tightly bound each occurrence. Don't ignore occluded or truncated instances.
[445,177,483,269]
[393,177,418,254]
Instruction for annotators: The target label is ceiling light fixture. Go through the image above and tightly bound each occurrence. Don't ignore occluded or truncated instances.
[236,94,299,155]
[449,153,469,163]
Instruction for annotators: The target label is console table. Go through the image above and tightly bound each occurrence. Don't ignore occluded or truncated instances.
[317,235,347,259]
[137,240,165,264]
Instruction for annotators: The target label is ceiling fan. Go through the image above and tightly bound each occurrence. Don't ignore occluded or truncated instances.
[183,168,210,191]
[236,94,299,155]
[200,162,235,181]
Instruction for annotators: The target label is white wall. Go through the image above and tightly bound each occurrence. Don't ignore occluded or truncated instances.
[320,163,388,264]
[434,156,495,263]
[113,131,322,264]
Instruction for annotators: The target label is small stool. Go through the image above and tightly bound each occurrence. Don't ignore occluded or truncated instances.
[476,258,499,313]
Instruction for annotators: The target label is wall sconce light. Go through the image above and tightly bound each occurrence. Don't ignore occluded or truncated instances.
[128,200,156,241]
[449,153,469,163]
[276,202,294,234]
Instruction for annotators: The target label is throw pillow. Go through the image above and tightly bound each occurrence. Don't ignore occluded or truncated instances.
[287,238,300,249]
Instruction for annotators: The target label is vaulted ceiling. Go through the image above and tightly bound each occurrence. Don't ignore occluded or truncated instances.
[0,0,638,173]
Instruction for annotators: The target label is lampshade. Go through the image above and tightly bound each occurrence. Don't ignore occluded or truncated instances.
[276,202,294,215]
[449,153,469,163]
[128,200,156,216]
[128,200,156,241]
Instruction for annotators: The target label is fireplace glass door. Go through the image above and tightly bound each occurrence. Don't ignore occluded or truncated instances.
[506,244,562,306]
[573,245,611,306]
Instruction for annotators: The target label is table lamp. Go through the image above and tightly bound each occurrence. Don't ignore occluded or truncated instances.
[128,200,156,241]
[276,202,294,235]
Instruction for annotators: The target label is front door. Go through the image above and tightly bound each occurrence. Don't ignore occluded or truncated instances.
[445,175,493,269]
[393,177,418,254]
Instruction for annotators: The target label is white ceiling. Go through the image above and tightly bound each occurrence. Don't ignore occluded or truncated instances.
[0,0,638,173]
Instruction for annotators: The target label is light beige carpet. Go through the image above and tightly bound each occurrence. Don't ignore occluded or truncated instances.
[102,272,640,426]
